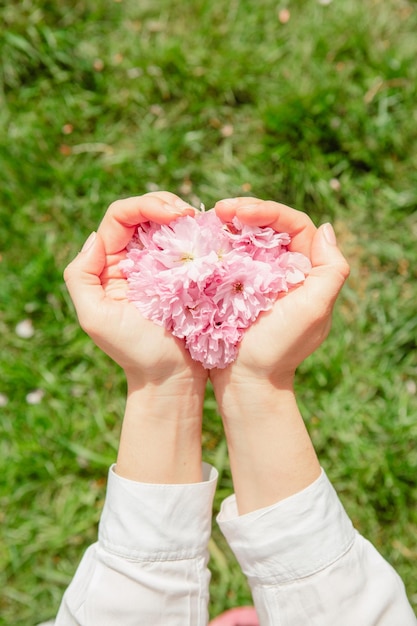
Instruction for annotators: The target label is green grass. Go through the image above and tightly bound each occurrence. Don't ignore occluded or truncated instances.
[1,0,417,623]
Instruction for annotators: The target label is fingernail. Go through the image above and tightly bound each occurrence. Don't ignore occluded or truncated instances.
[238,203,261,213]
[218,198,239,206]
[81,231,96,252]
[162,204,185,215]
[174,198,194,210]
[164,202,195,217]
[323,223,337,245]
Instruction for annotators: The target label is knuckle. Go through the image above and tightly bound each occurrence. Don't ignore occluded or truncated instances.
[337,259,351,282]
[63,262,74,285]
[107,198,125,214]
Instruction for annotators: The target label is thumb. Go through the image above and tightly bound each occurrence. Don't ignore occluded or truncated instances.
[63,231,107,331]
[305,223,350,310]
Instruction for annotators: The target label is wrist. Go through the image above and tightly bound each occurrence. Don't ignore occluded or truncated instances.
[211,376,320,514]
[126,368,208,398]
[115,380,206,484]
[125,362,208,394]
[211,372,295,423]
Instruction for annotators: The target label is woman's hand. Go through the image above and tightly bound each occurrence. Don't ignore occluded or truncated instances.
[64,192,208,390]
[208,197,350,512]
[210,197,350,388]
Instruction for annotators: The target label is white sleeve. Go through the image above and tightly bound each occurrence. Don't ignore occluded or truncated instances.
[55,463,218,626]
[217,470,417,626]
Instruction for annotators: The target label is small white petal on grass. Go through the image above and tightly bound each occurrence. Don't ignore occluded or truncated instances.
[26,389,45,405]
[15,319,35,338]
[329,178,341,192]
[405,380,416,395]
[127,67,143,79]
[0,393,8,407]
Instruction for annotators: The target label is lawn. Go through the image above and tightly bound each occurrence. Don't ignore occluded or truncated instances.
[1,0,417,623]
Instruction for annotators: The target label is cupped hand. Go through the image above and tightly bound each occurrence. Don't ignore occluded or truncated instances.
[64,192,208,387]
[211,197,350,386]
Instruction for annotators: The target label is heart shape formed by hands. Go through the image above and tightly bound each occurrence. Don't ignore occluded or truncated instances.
[120,209,310,369]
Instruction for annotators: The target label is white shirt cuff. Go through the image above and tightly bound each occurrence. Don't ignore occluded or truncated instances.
[99,462,218,561]
[217,469,355,584]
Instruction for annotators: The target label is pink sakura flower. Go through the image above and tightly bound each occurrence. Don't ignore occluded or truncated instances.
[206,254,277,326]
[275,250,312,286]
[224,218,291,251]
[186,322,242,370]
[120,208,311,368]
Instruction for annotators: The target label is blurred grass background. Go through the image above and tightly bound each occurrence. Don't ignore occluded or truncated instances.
[1,0,417,623]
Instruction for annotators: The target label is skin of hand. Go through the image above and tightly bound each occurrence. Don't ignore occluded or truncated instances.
[211,197,350,387]
[63,191,207,389]
[209,197,351,513]
[63,192,207,483]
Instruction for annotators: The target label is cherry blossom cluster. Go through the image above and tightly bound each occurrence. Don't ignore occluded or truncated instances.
[120,210,310,369]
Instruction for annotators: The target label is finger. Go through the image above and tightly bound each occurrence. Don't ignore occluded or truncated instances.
[97,192,196,255]
[63,231,108,334]
[304,223,350,312]
[214,197,316,256]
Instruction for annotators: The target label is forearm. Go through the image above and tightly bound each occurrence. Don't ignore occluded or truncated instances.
[55,376,211,626]
[213,376,321,514]
[56,463,218,626]
[115,377,206,484]
[218,470,417,626]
